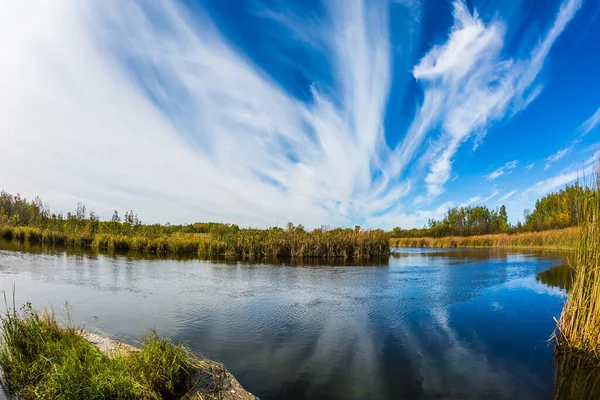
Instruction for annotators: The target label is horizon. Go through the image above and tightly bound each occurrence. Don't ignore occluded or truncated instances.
[1,0,599,229]
[0,182,585,231]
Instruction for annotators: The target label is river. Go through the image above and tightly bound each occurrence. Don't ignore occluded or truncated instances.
[0,241,573,399]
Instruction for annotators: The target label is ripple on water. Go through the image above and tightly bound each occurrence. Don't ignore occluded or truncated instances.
[0,243,571,400]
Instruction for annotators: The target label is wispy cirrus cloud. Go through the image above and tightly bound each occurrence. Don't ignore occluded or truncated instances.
[525,171,581,197]
[460,196,483,208]
[486,160,519,181]
[578,107,600,138]
[543,106,600,170]
[481,190,500,203]
[498,190,518,202]
[458,189,499,208]
[410,0,582,197]
[0,0,398,228]
[544,148,570,170]
[0,0,584,229]
[525,152,598,198]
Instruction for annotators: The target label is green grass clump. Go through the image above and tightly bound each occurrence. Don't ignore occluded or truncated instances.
[0,303,196,399]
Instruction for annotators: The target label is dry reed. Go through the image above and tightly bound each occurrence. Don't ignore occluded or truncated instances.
[0,225,390,260]
[391,227,578,250]
[556,175,600,358]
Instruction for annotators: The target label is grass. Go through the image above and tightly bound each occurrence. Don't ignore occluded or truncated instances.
[0,301,198,399]
[391,227,578,250]
[556,175,600,358]
[0,225,390,260]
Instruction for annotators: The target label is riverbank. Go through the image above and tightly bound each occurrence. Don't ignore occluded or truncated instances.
[391,227,578,250]
[0,225,390,260]
[0,304,257,399]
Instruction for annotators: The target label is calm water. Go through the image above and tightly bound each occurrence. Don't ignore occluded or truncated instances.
[0,241,572,399]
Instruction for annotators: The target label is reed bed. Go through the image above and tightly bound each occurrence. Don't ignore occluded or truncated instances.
[556,177,600,358]
[0,302,197,399]
[391,227,578,250]
[0,225,390,260]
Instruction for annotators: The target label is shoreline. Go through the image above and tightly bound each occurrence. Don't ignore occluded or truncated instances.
[0,303,259,400]
[390,227,578,251]
[0,225,390,261]
[77,330,258,400]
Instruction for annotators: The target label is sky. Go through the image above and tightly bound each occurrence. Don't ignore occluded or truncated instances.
[0,0,599,229]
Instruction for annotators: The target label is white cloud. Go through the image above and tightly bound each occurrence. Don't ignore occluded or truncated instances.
[586,150,600,166]
[481,190,500,203]
[544,147,570,170]
[524,158,596,198]
[486,160,519,180]
[460,196,482,208]
[0,0,583,229]
[0,0,402,228]
[410,0,582,197]
[542,106,599,171]
[504,153,598,224]
[526,171,579,197]
[525,164,535,170]
[498,190,517,202]
[578,107,600,138]
[372,202,453,229]
[454,190,499,209]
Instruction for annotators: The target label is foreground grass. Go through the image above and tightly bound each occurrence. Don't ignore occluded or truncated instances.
[0,225,390,260]
[391,227,578,250]
[556,177,600,358]
[0,303,197,399]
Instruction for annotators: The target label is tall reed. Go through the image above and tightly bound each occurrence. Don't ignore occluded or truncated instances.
[556,175,600,357]
[0,225,390,260]
[391,227,578,250]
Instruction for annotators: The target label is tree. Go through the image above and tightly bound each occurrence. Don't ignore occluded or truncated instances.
[498,205,509,232]
[76,203,87,221]
[89,211,100,234]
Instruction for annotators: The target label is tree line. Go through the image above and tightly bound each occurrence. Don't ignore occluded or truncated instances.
[0,191,389,259]
[0,181,592,243]
[391,183,592,238]
[0,191,241,239]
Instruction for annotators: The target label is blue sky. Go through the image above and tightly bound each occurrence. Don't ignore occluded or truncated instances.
[0,0,599,229]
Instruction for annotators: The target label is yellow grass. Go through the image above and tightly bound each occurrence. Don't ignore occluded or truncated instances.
[390,227,578,250]
[0,225,390,260]
[556,177,600,358]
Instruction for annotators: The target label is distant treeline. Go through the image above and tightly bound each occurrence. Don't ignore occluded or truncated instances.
[391,183,593,238]
[0,192,241,238]
[0,191,388,260]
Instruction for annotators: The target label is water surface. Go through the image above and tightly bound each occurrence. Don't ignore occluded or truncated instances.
[0,242,570,399]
